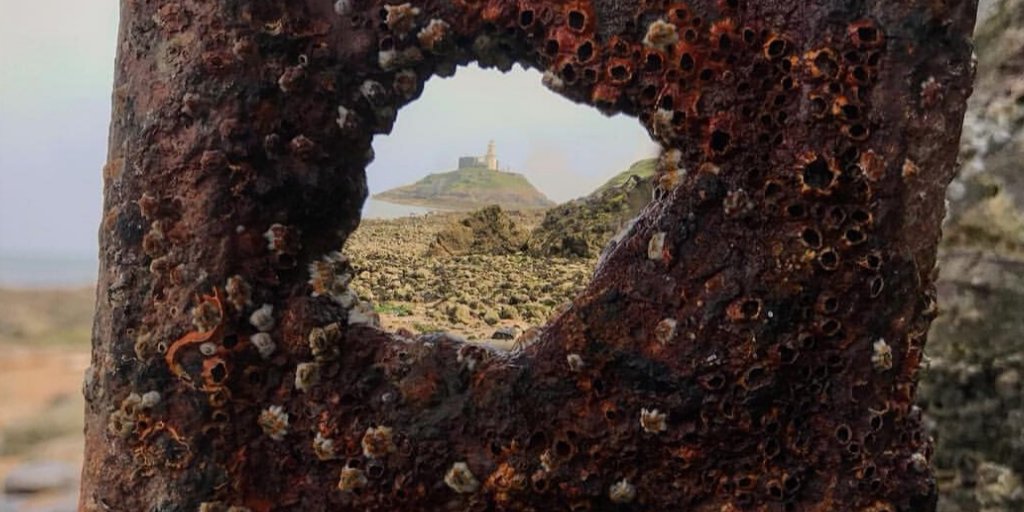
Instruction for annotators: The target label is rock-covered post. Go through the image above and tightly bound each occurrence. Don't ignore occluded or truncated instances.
[82,0,978,510]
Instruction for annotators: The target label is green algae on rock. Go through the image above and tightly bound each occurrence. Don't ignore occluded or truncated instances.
[527,159,655,258]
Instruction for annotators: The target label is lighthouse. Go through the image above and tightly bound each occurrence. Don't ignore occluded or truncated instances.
[485,140,498,171]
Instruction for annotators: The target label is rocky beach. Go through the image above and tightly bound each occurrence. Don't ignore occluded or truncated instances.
[343,208,594,345]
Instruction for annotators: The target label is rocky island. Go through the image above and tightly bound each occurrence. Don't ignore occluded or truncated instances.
[372,141,555,210]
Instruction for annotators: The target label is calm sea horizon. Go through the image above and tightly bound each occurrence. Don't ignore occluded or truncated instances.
[0,199,445,289]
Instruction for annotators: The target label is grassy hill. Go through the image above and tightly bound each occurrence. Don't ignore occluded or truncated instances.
[374,167,554,210]
[592,158,657,194]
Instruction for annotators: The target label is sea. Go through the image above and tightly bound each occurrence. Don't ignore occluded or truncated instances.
[0,199,445,289]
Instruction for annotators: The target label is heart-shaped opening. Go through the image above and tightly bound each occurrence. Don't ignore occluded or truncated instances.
[342,63,660,347]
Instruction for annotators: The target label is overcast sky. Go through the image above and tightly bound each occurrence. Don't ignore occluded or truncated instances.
[0,2,657,260]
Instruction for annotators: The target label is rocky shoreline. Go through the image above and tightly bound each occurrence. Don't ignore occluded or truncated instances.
[344,210,594,343]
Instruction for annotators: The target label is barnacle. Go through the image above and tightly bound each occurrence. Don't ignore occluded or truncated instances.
[378,47,424,71]
[250,333,276,359]
[609,478,636,503]
[263,224,293,254]
[648,232,668,261]
[541,70,565,92]
[333,0,352,16]
[338,466,368,492]
[336,105,353,130]
[224,275,251,312]
[140,390,161,409]
[193,296,224,331]
[362,426,396,458]
[640,408,668,433]
[539,449,556,472]
[644,20,679,51]
[394,69,419,100]
[566,353,584,372]
[445,462,480,494]
[308,251,353,302]
[871,338,893,371]
[258,405,289,441]
[313,432,338,460]
[654,318,678,345]
[108,409,136,438]
[249,304,275,332]
[295,362,321,392]
[384,3,421,33]
[417,19,450,51]
[909,452,928,472]
[307,323,343,361]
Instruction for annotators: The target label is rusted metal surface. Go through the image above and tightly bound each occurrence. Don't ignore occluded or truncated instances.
[83,0,978,510]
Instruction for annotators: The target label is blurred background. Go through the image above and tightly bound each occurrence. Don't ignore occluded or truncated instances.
[0,1,1021,511]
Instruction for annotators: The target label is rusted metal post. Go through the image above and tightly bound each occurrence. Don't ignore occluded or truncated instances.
[83,0,978,510]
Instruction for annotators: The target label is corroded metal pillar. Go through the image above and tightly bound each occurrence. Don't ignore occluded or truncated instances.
[83,1,978,510]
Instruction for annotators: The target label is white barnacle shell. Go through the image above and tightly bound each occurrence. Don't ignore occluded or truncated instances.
[609,478,637,503]
[258,405,289,441]
[333,0,352,16]
[249,304,275,332]
[643,19,678,50]
[251,332,276,359]
[648,232,667,261]
[872,338,893,371]
[313,432,338,461]
[140,390,162,409]
[338,466,367,491]
[417,19,450,51]
[654,318,678,345]
[444,462,480,494]
[295,362,321,393]
[541,70,565,92]
[566,353,584,372]
[640,408,667,434]
[336,105,351,130]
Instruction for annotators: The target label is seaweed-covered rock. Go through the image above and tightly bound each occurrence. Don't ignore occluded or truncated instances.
[527,159,656,258]
[950,0,1024,223]
[919,5,1024,510]
[921,250,1024,472]
[427,205,527,256]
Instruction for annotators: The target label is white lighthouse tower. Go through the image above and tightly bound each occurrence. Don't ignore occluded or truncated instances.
[485,140,498,171]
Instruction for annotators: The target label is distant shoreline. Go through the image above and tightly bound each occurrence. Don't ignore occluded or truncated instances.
[0,254,97,289]
[370,195,551,212]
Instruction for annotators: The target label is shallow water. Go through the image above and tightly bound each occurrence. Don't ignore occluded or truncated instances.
[0,255,97,289]
[360,198,449,219]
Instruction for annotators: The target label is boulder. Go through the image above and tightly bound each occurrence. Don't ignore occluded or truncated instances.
[527,161,655,258]
[427,206,527,257]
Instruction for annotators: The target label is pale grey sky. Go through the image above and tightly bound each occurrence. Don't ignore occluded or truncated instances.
[0,2,657,260]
